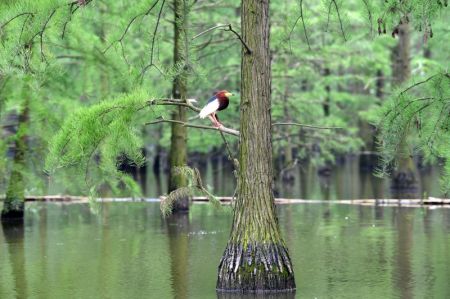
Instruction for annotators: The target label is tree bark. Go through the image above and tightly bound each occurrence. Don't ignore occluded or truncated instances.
[217,0,296,293]
[1,98,29,221]
[390,22,418,195]
[168,0,189,211]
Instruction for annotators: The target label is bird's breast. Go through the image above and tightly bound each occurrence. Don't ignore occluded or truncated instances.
[217,98,229,111]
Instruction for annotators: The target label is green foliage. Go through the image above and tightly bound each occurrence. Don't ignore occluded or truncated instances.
[46,89,164,196]
[378,72,450,188]
[161,166,221,216]
[0,0,449,200]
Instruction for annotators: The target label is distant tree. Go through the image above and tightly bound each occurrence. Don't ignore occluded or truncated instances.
[168,0,189,212]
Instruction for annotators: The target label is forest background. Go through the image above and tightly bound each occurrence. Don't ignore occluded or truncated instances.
[0,0,449,204]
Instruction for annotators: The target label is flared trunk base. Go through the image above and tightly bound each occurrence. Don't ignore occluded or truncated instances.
[217,242,296,293]
[1,200,25,222]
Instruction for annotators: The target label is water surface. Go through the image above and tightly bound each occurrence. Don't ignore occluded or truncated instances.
[1,202,449,298]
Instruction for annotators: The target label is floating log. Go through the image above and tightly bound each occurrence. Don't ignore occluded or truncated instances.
[0,195,448,208]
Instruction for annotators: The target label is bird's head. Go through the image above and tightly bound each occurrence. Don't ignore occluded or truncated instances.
[215,90,234,99]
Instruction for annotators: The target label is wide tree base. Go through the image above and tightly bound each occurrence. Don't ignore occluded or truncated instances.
[217,242,296,293]
[1,201,25,222]
[391,170,419,199]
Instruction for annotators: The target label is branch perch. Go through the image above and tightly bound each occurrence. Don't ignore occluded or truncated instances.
[145,117,240,137]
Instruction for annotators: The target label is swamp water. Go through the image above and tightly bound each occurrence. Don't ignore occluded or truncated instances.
[1,202,450,299]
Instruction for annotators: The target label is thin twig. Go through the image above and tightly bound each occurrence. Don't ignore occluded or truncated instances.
[192,23,251,54]
[399,74,440,95]
[102,0,161,53]
[140,0,166,78]
[332,0,347,41]
[0,12,34,30]
[288,0,311,50]
[361,0,373,37]
[272,122,344,129]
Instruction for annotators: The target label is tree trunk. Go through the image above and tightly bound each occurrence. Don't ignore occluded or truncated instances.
[217,0,296,293]
[359,69,384,171]
[168,0,189,211]
[390,22,418,195]
[1,98,29,221]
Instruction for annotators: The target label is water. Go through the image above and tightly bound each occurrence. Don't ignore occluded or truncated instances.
[145,156,444,199]
[1,202,449,298]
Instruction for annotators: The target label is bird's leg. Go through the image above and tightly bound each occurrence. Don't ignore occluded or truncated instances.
[213,113,223,127]
[208,115,219,127]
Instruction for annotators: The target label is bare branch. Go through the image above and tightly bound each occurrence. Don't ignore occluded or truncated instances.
[102,0,161,53]
[287,0,311,50]
[141,0,166,77]
[192,24,228,39]
[272,122,344,130]
[145,117,240,137]
[192,23,252,54]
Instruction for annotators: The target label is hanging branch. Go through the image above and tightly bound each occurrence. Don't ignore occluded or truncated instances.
[192,23,252,54]
[287,0,311,50]
[102,0,161,53]
[332,0,347,41]
[141,0,166,77]
[326,0,347,41]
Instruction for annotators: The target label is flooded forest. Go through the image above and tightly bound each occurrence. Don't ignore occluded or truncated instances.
[1,0,449,298]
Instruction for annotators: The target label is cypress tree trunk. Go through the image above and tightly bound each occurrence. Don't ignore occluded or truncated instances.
[1,98,29,221]
[359,69,384,171]
[390,22,418,194]
[216,0,296,293]
[168,0,189,211]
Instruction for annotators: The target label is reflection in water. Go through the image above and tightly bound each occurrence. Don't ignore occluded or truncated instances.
[1,221,27,299]
[217,292,296,299]
[144,156,444,199]
[167,213,190,299]
[0,203,450,298]
[394,208,414,299]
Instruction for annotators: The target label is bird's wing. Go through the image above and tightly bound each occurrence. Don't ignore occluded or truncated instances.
[199,97,219,118]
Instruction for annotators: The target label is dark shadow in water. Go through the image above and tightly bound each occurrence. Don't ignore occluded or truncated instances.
[166,212,190,299]
[1,220,27,299]
[217,292,296,299]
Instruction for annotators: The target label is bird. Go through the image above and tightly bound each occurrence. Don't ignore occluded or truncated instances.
[199,90,233,127]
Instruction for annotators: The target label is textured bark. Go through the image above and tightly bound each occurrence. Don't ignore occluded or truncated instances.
[168,0,189,211]
[390,22,418,194]
[217,0,295,293]
[1,98,29,221]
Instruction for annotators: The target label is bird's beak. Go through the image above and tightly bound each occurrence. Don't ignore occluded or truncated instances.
[225,92,233,97]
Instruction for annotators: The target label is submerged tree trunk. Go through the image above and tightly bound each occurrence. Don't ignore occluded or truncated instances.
[1,98,29,221]
[390,22,418,195]
[217,0,296,293]
[168,0,189,211]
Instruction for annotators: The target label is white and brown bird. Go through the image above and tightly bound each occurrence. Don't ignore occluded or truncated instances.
[199,90,233,127]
